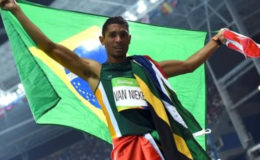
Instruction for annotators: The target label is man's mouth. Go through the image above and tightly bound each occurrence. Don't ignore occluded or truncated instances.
[114,46,123,50]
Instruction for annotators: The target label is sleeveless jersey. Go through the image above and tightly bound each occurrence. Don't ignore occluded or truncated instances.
[94,59,155,139]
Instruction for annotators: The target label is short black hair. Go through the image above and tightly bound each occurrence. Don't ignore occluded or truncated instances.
[102,16,129,36]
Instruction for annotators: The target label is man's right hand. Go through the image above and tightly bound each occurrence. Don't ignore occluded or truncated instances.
[0,0,18,11]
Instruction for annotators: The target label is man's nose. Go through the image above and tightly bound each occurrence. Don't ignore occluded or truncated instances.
[115,35,122,42]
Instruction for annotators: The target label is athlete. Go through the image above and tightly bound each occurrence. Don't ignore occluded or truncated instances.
[0,0,226,159]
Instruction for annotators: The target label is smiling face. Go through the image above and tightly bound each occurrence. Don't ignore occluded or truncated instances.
[99,24,131,63]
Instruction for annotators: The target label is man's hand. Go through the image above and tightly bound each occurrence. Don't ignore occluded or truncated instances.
[216,28,228,44]
[0,0,18,11]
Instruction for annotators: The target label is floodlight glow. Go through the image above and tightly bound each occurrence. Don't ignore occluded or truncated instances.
[0,93,17,106]
[124,11,138,21]
[17,83,24,90]
[258,85,260,91]
[150,0,159,3]
[16,83,25,94]
[137,1,147,14]
[0,83,26,107]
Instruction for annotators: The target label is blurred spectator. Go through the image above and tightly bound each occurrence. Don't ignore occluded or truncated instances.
[39,139,111,160]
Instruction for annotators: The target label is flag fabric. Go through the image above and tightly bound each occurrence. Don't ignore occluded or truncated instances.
[223,29,260,58]
[1,0,208,146]
[132,55,209,159]
[111,134,165,160]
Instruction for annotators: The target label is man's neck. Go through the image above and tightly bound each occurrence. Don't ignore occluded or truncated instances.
[108,56,127,63]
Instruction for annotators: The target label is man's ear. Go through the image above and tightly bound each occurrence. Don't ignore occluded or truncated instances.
[99,36,104,45]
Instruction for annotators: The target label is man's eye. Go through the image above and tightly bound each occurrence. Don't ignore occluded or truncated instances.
[109,32,117,38]
[120,32,128,38]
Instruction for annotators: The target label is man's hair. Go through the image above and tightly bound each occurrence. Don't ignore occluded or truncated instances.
[102,16,129,36]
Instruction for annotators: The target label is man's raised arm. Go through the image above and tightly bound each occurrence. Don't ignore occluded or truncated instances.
[159,29,226,77]
[0,0,101,90]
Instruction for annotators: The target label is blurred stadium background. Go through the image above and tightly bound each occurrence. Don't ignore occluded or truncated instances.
[0,0,260,159]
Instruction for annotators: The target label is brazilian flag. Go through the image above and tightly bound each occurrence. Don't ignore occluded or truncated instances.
[1,0,207,148]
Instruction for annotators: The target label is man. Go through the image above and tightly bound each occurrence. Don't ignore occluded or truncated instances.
[0,0,226,159]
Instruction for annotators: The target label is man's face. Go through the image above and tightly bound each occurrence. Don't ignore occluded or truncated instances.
[99,24,131,62]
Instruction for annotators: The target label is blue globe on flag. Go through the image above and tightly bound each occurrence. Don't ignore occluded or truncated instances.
[65,40,107,109]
